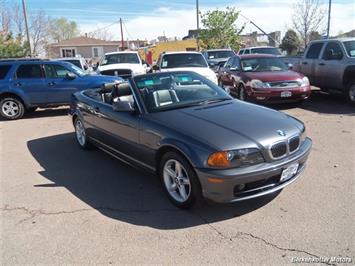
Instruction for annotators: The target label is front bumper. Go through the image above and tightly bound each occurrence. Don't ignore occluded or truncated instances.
[195,137,312,203]
[247,85,311,102]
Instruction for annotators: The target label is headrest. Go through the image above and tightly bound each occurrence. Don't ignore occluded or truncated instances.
[112,82,132,97]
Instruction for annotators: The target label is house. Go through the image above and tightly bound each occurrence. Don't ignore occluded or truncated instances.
[48,36,121,62]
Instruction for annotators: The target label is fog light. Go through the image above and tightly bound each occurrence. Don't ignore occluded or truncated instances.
[237,183,245,190]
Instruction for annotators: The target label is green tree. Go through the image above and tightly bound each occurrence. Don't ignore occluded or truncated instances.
[309,31,322,42]
[49,17,79,42]
[280,29,301,55]
[0,33,30,58]
[199,7,245,50]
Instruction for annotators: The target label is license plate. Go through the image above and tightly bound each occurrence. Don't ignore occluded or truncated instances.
[281,91,292,97]
[280,163,299,182]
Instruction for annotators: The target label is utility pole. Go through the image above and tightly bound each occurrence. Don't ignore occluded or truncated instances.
[22,0,32,57]
[120,18,124,51]
[196,0,200,51]
[326,0,332,38]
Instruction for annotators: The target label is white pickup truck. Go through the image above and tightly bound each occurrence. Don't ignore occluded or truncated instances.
[292,38,355,102]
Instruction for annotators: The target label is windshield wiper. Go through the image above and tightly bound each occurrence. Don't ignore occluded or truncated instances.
[197,98,231,105]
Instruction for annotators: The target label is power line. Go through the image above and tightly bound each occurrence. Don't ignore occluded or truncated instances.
[88,20,120,35]
[122,21,134,40]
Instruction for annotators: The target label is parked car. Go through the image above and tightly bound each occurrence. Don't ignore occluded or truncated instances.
[70,71,312,209]
[292,38,355,102]
[153,51,218,84]
[217,54,311,103]
[97,51,147,78]
[202,49,235,72]
[0,59,122,120]
[53,56,89,72]
[238,46,282,56]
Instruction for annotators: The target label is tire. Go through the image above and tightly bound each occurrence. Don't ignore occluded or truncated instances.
[238,84,247,101]
[0,96,25,120]
[159,151,203,209]
[74,117,92,149]
[346,82,355,103]
[26,107,38,113]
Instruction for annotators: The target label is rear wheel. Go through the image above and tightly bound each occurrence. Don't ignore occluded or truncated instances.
[160,152,203,209]
[74,117,92,149]
[0,97,25,120]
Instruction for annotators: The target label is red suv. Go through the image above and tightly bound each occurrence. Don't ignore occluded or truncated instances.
[217,54,311,103]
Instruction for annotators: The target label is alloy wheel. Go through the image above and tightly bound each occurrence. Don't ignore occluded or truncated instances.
[75,120,86,146]
[349,85,355,102]
[1,100,19,118]
[163,159,191,203]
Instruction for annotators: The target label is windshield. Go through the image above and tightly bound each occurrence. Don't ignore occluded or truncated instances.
[250,47,281,55]
[343,41,355,57]
[133,72,230,112]
[101,53,140,65]
[241,57,288,72]
[161,54,208,68]
[207,50,235,60]
[64,60,82,69]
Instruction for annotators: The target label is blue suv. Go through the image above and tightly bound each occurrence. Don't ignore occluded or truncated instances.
[0,59,122,120]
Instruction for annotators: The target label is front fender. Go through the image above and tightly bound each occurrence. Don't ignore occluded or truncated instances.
[0,88,30,107]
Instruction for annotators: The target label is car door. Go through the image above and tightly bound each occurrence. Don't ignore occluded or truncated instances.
[219,57,234,86]
[11,64,47,104]
[92,87,141,161]
[300,42,324,86]
[317,42,344,90]
[43,63,85,104]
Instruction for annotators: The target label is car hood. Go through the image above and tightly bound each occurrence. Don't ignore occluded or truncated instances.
[149,100,303,151]
[243,70,304,82]
[98,63,145,73]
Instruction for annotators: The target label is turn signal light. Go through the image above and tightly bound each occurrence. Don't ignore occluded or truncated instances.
[207,151,230,167]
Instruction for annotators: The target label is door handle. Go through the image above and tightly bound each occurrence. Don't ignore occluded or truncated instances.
[302,62,308,65]
[318,62,325,66]
[48,82,56,86]
[15,82,22,87]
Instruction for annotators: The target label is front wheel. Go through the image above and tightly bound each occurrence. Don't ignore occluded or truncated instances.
[74,118,92,149]
[346,83,355,103]
[0,97,25,120]
[160,152,203,209]
[238,84,247,101]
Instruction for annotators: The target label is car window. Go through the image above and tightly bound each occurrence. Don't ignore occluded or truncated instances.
[160,54,208,68]
[244,49,250,54]
[241,57,287,72]
[224,57,234,68]
[306,43,324,59]
[16,64,42,79]
[44,64,71,78]
[343,40,355,57]
[64,60,82,69]
[233,57,241,68]
[101,53,140,65]
[322,42,343,60]
[134,72,230,113]
[0,65,11,79]
[207,50,234,59]
[238,49,244,55]
[250,47,281,55]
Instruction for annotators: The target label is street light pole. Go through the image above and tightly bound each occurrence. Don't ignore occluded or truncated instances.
[196,0,200,51]
[22,0,32,57]
[326,0,332,38]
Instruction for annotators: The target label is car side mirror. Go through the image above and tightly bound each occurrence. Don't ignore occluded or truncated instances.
[66,72,76,80]
[152,65,159,71]
[112,100,135,112]
[288,63,293,70]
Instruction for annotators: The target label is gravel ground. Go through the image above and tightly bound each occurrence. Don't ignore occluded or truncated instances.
[1,90,354,265]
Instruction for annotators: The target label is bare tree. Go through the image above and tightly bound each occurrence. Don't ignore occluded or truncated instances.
[12,2,25,37]
[30,10,50,56]
[0,0,11,33]
[292,0,326,48]
[87,28,113,41]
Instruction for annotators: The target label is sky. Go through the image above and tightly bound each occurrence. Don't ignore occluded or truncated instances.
[26,0,355,41]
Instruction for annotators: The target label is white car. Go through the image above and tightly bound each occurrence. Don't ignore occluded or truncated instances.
[53,57,91,72]
[153,51,218,84]
[98,51,147,78]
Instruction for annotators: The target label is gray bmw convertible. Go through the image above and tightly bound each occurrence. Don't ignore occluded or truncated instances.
[70,71,312,208]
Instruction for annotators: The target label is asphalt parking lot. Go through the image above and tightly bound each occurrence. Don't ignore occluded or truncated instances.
[1,90,354,265]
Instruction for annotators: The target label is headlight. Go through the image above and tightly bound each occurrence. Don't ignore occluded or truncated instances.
[250,79,270,88]
[207,148,265,168]
[297,77,309,87]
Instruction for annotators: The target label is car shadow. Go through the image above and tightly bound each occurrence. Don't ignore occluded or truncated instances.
[27,133,279,229]
[23,108,69,119]
[267,90,355,116]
